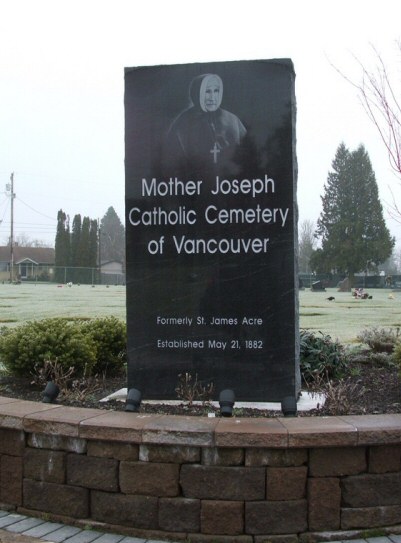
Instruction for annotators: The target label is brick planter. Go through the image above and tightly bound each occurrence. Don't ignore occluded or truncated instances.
[1,396,401,543]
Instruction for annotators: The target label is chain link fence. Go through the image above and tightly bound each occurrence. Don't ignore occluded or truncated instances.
[0,263,125,285]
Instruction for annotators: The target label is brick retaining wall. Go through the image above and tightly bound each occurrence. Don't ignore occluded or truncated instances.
[0,396,401,542]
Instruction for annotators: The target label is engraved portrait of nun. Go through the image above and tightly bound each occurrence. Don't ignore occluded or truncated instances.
[165,73,246,177]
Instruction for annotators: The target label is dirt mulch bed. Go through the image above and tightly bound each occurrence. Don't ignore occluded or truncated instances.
[1,354,400,418]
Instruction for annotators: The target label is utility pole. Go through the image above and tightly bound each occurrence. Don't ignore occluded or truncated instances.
[98,223,102,285]
[6,173,15,283]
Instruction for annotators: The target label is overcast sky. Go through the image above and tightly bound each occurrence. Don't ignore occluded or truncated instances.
[1,0,401,249]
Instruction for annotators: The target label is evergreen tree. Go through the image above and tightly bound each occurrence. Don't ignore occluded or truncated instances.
[70,215,82,269]
[89,219,99,268]
[89,219,99,284]
[54,210,70,282]
[54,210,100,284]
[77,217,91,282]
[99,207,125,265]
[313,143,394,285]
[79,217,91,267]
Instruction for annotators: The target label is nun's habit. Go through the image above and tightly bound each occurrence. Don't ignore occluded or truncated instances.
[165,74,246,177]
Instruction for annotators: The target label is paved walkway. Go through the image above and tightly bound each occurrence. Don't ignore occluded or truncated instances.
[0,511,154,543]
[1,509,401,543]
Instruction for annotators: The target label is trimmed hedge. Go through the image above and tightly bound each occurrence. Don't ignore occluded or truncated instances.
[0,317,126,377]
[82,317,126,375]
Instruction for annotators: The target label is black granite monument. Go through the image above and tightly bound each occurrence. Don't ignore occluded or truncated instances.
[125,59,299,401]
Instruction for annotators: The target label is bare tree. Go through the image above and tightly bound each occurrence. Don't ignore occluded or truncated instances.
[334,43,401,219]
[392,245,401,273]
[3,233,52,248]
[298,219,316,274]
[357,46,401,174]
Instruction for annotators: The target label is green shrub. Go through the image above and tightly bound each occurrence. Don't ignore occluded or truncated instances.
[356,327,400,353]
[0,317,127,378]
[0,318,97,377]
[82,317,126,375]
[300,329,348,382]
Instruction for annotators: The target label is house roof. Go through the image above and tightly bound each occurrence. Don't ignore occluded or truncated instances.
[101,260,123,265]
[0,246,55,265]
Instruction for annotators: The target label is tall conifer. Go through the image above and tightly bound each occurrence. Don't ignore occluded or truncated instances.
[54,209,70,282]
[99,207,125,264]
[313,143,394,285]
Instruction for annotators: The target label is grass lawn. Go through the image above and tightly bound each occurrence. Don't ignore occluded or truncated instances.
[300,287,401,343]
[1,282,400,344]
[0,283,126,325]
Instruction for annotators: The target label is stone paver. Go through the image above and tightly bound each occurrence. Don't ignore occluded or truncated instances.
[0,514,28,528]
[6,518,45,533]
[91,535,125,543]
[41,525,82,542]
[63,530,104,543]
[23,522,65,538]
[0,513,146,543]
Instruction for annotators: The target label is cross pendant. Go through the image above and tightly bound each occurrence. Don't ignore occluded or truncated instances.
[210,142,220,163]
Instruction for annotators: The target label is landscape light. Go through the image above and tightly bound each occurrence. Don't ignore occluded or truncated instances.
[219,389,235,417]
[42,381,60,403]
[281,396,297,417]
[125,388,142,412]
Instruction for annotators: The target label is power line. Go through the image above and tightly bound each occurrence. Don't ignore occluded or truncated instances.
[16,196,57,221]
[0,199,9,223]
[1,174,57,250]
[1,220,56,227]
[1,173,58,247]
